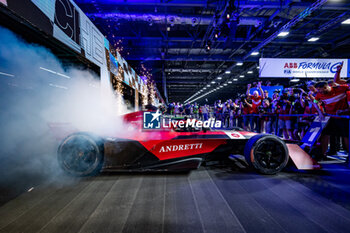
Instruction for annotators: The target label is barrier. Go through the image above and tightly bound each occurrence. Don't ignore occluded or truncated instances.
[167,113,350,164]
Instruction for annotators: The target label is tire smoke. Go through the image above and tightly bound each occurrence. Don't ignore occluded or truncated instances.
[0,26,128,199]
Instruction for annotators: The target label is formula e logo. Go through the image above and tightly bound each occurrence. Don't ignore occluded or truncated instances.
[284,63,297,68]
[143,110,161,129]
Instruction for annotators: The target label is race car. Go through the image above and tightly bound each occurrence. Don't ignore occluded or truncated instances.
[55,111,320,176]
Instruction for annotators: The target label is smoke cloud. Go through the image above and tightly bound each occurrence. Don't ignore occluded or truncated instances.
[0,26,129,201]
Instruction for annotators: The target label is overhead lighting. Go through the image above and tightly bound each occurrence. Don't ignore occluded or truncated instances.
[49,83,68,90]
[228,81,232,84]
[257,66,260,69]
[217,76,222,80]
[225,70,231,74]
[239,75,245,78]
[203,87,207,90]
[251,51,259,56]
[247,71,253,74]
[0,71,15,77]
[207,84,210,87]
[308,37,319,42]
[39,67,71,79]
[290,78,300,82]
[278,31,289,37]
[224,83,228,86]
[211,81,216,84]
[341,18,350,24]
[236,62,243,66]
[233,78,238,81]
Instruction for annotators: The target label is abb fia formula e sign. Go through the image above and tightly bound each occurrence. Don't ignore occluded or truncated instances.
[259,58,350,78]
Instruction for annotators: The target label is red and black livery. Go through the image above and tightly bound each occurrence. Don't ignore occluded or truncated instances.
[56,111,320,176]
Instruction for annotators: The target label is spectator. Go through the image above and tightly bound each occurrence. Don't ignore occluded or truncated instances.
[193,103,199,118]
[314,77,349,159]
[215,100,223,124]
[246,82,264,132]
[259,99,272,133]
[185,103,191,116]
[198,104,203,120]
[264,90,272,103]
[291,89,305,140]
[178,104,184,116]
[174,102,180,116]
[241,95,253,131]
[300,92,318,139]
[233,98,241,128]
[223,102,231,128]
[278,91,293,139]
[159,71,349,163]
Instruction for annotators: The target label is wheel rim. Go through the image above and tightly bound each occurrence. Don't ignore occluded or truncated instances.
[59,135,100,175]
[254,139,286,170]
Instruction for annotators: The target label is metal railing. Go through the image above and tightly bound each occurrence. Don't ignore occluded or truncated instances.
[166,112,350,163]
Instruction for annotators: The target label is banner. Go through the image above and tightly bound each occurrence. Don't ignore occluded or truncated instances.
[259,58,350,78]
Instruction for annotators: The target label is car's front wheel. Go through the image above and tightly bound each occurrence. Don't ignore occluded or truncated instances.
[57,133,104,176]
[244,134,289,175]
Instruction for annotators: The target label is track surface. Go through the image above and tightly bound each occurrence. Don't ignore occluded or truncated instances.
[0,164,350,233]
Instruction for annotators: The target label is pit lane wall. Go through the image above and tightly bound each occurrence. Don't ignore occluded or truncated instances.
[0,0,162,109]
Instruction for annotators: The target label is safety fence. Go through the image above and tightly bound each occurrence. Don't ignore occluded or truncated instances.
[169,113,350,161]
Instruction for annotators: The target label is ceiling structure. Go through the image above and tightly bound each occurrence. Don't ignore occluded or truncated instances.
[74,0,350,104]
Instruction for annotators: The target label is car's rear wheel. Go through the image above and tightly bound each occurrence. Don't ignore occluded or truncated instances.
[57,133,103,176]
[244,134,289,175]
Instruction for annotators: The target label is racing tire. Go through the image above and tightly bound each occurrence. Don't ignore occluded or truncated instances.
[57,132,104,176]
[244,134,289,175]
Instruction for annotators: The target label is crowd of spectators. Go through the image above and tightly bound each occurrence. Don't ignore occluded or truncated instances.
[160,63,350,161]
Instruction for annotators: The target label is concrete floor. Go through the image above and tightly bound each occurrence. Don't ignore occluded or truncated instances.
[0,161,350,233]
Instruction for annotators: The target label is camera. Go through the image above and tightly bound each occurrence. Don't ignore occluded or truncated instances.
[240,94,246,102]
[258,105,265,113]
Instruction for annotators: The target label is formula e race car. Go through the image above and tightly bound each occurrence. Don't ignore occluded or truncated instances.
[55,111,320,176]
